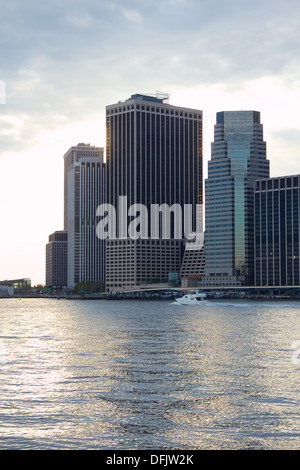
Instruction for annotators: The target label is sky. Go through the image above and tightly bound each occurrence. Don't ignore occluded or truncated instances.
[0,0,300,285]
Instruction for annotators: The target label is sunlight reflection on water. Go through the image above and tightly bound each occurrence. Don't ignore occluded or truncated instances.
[0,298,299,449]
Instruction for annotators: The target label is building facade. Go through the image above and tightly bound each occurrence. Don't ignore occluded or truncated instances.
[45,231,68,288]
[105,94,203,290]
[64,143,105,288]
[105,239,184,289]
[180,244,205,287]
[254,175,300,287]
[204,111,269,287]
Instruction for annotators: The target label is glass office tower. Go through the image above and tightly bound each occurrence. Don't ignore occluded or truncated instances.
[204,111,269,286]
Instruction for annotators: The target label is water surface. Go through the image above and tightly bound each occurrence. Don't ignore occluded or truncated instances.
[0,298,299,449]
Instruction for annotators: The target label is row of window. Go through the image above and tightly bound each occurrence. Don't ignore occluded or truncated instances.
[107,106,201,120]
[107,240,182,246]
[256,177,299,191]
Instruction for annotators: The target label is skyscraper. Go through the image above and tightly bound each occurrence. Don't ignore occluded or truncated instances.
[64,143,105,288]
[255,175,300,286]
[45,231,68,289]
[104,93,203,290]
[204,111,269,286]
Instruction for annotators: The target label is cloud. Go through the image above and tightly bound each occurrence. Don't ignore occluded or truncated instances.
[122,9,143,24]
[269,128,300,176]
[1,4,299,118]
[2,1,299,92]
[1,0,299,160]
[65,12,94,29]
[0,81,5,104]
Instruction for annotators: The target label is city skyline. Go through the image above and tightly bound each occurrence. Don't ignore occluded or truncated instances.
[1,0,300,285]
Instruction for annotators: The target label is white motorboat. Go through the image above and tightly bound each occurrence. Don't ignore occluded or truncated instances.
[175,291,207,305]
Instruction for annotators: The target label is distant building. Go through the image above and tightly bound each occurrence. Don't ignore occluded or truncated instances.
[105,94,203,291]
[203,111,269,287]
[254,175,300,287]
[0,278,31,295]
[64,143,105,288]
[0,284,14,297]
[45,231,68,289]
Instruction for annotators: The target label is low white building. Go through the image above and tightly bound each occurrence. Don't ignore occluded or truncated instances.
[0,285,14,297]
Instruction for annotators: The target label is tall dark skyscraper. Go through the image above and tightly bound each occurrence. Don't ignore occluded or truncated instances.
[204,111,269,286]
[255,175,300,286]
[104,93,203,290]
[45,231,68,289]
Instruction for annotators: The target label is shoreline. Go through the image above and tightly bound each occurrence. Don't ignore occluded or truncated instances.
[3,294,300,301]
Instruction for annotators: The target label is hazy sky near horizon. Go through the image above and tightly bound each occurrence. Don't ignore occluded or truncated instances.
[1,0,300,285]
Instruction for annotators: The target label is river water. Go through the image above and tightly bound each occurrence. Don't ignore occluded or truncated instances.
[0,298,299,450]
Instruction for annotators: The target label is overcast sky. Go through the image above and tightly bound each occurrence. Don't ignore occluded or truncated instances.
[1,0,300,285]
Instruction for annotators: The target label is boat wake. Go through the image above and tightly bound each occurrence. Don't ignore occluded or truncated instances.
[172,300,300,309]
[206,301,300,309]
